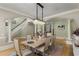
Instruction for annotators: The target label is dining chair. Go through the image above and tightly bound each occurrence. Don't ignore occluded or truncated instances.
[13,38,32,56]
[36,37,51,55]
[26,35,32,41]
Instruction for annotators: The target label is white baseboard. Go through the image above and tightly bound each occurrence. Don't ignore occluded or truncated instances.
[56,36,72,44]
[56,37,65,39]
[65,38,72,44]
[66,40,72,44]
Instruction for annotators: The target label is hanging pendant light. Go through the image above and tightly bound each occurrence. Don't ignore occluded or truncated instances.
[33,19,45,25]
[33,3,45,25]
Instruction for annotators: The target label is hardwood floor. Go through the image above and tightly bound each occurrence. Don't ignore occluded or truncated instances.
[46,39,74,56]
[0,48,15,56]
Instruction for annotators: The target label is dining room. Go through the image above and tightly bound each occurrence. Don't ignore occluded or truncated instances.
[0,3,77,56]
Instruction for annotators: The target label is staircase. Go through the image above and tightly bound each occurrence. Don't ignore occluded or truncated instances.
[11,17,34,41]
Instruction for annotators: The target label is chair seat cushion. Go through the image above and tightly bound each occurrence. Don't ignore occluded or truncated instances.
[21,49,32,56]
[37,46,45,52]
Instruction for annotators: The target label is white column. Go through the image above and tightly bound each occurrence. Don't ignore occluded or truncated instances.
[42,25,44,34]
[8,19,12,42]
[35,24,37,34]
[68,19,71,40]
[67,19,72,44]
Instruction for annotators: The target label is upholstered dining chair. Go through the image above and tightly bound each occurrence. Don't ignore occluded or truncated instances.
[26,35,33,42]
[13,38,32,56]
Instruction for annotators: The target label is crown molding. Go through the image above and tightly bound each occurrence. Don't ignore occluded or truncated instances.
[44,9,79,21]
[0,6,33,19]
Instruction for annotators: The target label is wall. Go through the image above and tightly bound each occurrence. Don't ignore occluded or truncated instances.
[21,23,34,37]
[0,17,7,45]
[72,17,79,31]
[46,18,69,39]
[0,8,23,46]
[54,20,68,39]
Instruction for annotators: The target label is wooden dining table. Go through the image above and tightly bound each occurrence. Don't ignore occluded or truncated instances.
[21,37,54,56]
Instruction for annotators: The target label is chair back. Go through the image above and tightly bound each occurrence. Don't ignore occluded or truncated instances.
[26,35,32,41]
[13,38,22,56]
[44,37,51,51]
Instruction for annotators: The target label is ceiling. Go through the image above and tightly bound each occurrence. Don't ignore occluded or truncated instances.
[0,3,79,20]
